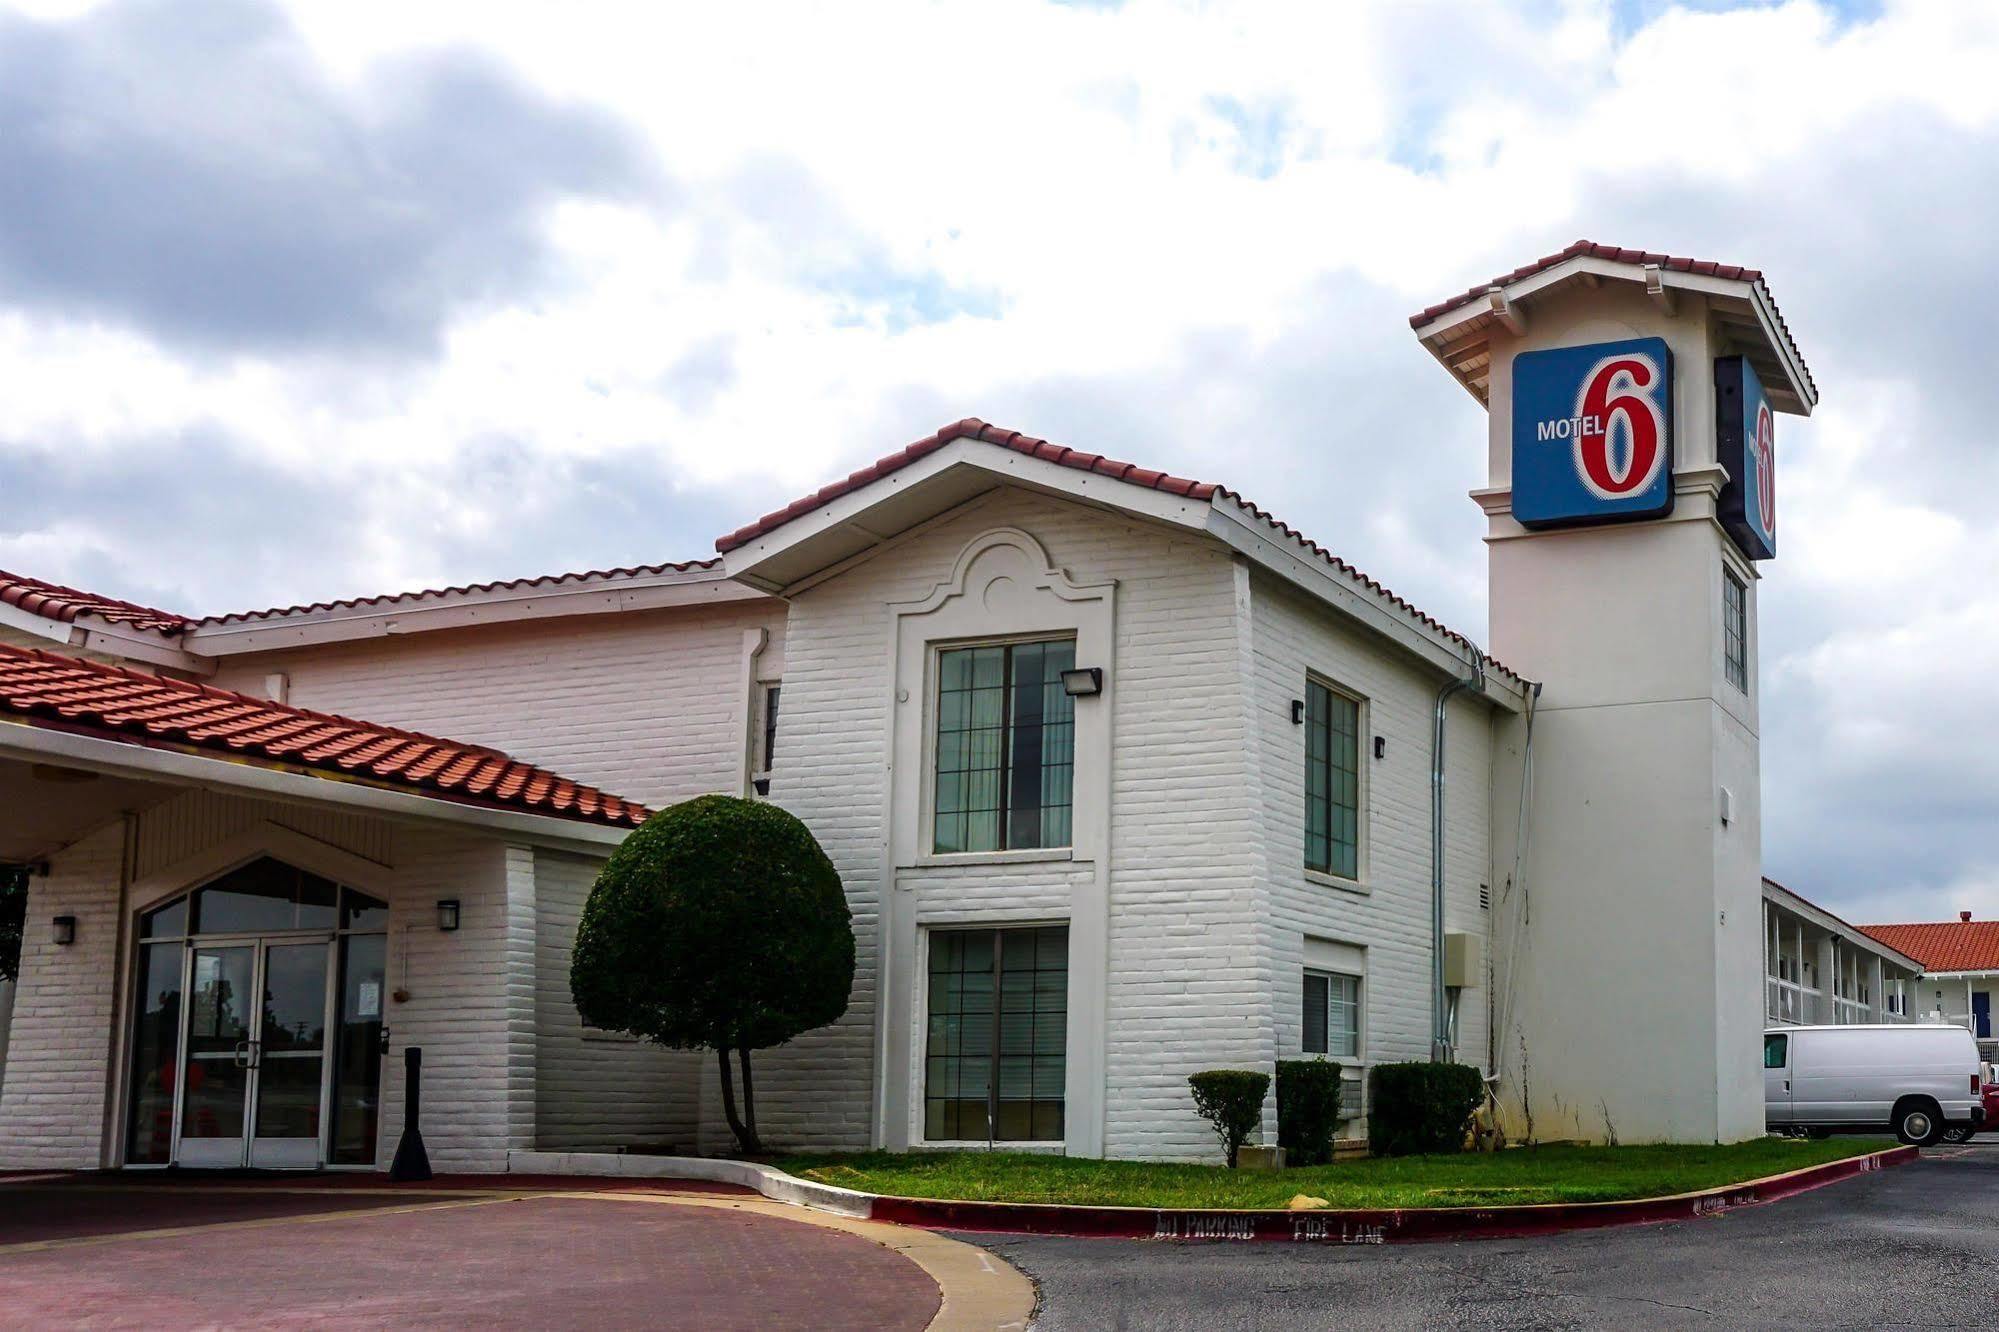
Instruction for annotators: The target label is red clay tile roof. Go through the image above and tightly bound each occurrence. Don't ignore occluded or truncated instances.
[1408,239,1816,401]
[714,418,1217,555]
[0,569,191,635]
[198,559,723,626]
[715,417,1518,684]
[0,643,648,828]
[1859,920,1999,974]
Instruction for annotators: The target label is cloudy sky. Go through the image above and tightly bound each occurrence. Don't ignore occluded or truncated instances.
[2,0,1995,924]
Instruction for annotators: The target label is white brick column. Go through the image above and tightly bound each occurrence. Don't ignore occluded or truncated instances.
[0,823,125,1168]
[503,844,538,1151]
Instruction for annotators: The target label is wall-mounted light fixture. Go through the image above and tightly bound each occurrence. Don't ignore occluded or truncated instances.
[436,899,461,932]
[52,915,76,946]
[1290,699,1305,724]
[1373,735,1386,760]
[1060,667,1104,698]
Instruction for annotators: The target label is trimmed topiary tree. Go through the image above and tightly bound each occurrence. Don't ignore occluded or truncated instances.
[1367,1062,1485,1157]
[570,794,854,1155]
[1276,1059,1343,1167]
[1189,1069,1271,1168]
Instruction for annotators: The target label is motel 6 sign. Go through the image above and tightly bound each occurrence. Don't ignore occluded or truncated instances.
[1511,337,1675,528]
[1715,356,1777,561]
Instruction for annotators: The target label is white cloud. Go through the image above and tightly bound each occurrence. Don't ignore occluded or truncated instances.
[6,0,1999,921]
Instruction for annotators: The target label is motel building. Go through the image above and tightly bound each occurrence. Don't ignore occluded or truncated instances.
[1858,914,1999,1066]
[1760,878,1922,1028]
[0,242,1831,1173]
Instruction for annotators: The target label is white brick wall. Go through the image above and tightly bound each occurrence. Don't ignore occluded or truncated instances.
[533,848,703,1150]
[369,828,516,1172]
[205,600,785,810]
[1246,571,1494,1133]
[0,821,126,1167]
[756,486,1265,1159]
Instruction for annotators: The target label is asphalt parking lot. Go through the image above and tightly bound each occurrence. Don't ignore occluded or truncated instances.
[971,1142,1999,1330]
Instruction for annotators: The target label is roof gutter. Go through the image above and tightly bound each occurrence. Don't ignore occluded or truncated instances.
[0,717,630,856]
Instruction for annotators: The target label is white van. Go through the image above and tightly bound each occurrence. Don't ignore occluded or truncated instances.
[1764,1024,1985,1145]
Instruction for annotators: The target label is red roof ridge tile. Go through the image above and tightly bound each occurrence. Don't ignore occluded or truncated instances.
[198,558,724,626]
[0,569,192,635]
[717,418,1519,686]
[0,643,649,829]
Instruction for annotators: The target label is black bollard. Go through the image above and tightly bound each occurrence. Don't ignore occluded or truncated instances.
[389,1045,432,1181]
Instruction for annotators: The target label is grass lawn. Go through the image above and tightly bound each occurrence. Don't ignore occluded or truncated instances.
[777,1138,1892,1210]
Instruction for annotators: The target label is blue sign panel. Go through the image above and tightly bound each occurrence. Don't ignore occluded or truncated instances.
[1511,337,1675,528]
[1714,356,1776,561]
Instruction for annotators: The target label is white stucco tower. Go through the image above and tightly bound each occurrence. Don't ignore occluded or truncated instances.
[1414,242,1815,1143]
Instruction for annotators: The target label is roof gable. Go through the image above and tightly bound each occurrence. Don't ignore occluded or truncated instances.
[716,418,1215,554]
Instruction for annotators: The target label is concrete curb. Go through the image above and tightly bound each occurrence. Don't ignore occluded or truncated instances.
[509,1144,1917,1245]
[506,1150,875,1218]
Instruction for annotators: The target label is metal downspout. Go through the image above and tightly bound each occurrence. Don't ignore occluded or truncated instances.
[1432,650,1485,1063]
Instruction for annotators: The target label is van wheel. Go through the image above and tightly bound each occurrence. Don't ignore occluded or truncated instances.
[1939,1124,1974,1144]
[1893,1098,1944,1146]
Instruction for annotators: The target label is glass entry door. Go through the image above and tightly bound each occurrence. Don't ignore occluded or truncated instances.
[251,940,333,1168]
[176,944,257,1167]
[174,938,332,1168]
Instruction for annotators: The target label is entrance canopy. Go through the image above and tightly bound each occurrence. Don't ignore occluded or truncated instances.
[0,642,648,864]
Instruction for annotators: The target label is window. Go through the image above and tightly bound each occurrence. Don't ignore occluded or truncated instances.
[1303,970,1361,1059]
[924,926,1068,1142]
[1304,679,1361,879]
[1723,568,1748,692]
[1763,1034,1787,1069]
[761,684,781,771]
[932,640,1076,854]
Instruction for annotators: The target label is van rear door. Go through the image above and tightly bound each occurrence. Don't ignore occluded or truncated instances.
[1764,1032,1793,1126]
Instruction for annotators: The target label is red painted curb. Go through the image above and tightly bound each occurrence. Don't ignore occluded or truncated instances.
[865,1146,1917,1244]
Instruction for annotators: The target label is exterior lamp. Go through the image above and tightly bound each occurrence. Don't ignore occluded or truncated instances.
[52,915,76,946]
[436,899,461,932]
[1059,667,1103,698]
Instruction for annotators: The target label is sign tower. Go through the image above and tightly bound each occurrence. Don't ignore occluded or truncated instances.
[1413,242,1815,1143]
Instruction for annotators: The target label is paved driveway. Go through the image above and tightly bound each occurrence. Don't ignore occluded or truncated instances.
[0,1175,943,1331]
[970,1142,1999,1330]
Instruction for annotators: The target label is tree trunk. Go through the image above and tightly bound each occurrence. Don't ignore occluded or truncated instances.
[717,1046,752,1154]
[737,1047,762,1154]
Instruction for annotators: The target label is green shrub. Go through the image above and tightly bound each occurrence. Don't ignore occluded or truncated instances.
[1276,1059,1343,1166]
[1367,1062,1485,1157]
[1188,1069,1271,1168]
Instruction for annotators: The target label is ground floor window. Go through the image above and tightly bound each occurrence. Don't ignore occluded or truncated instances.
[1303,970,1361,1059]
[924,924,1068,1142]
